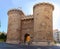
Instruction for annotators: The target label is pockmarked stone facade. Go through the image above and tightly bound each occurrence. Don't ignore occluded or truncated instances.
[6,3,54,45]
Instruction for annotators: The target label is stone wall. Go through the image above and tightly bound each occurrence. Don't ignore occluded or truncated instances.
[6,3,54,45]
[33,3,54,42]
[21,16,34,43]
[6,9,24,44]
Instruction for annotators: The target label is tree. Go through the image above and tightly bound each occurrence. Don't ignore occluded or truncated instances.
[0,32,7,42]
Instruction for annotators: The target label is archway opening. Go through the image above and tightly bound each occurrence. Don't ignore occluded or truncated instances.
[24,33,30,43]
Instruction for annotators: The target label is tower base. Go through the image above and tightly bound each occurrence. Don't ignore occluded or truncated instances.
[31,42,54,46]
[6,40,20,44]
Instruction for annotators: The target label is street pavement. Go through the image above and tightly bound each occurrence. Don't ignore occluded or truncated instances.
[0,42,60,49]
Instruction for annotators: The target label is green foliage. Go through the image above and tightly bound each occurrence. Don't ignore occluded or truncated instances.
[0,39,4,42]
[0,21,7,42]
[0,32,7,42]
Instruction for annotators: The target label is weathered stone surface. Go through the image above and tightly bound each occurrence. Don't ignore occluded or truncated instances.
[6,9,24,44]
[33,3,54,42]
[6,3,54,45]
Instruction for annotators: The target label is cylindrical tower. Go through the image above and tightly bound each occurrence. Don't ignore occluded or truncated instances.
[6,9,24,44]
[33,3,54,43]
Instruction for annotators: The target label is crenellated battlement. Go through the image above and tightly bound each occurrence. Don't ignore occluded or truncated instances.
[33,2,54,10]
[6,2,54,46]
[7,9,24,15]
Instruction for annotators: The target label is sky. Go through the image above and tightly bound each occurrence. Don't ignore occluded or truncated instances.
[0,0,60,33]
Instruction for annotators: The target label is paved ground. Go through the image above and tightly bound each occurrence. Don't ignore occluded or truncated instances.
[0,42,60,49]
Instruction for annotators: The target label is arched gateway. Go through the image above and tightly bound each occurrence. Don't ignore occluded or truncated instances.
[6,3,54,46]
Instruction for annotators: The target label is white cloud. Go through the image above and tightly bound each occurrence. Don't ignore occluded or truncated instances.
[53,4,60,30]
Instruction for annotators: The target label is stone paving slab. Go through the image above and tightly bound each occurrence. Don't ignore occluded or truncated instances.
[0,42,60,49]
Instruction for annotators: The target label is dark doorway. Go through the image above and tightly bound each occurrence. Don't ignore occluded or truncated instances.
[24,33,30,43]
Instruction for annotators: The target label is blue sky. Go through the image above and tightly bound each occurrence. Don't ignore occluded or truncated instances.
[0,0,60,33]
